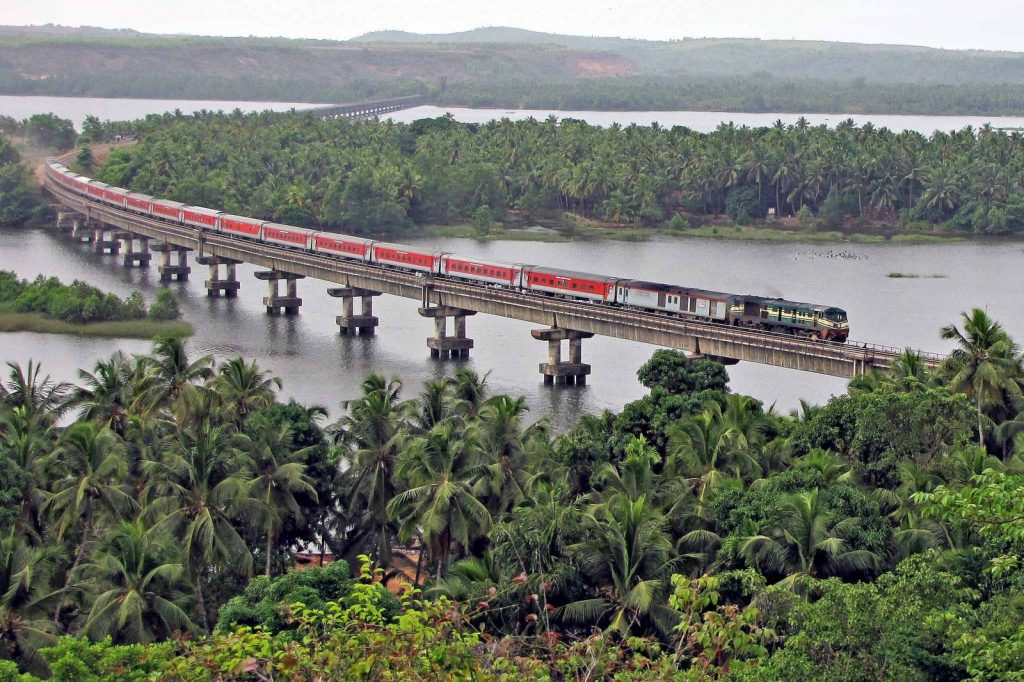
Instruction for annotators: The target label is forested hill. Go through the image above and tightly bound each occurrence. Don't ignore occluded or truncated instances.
[354,27,1024,85]
[5,25,1024,113]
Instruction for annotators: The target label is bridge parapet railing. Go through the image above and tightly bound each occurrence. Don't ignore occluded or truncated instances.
[433,278,944,365]
[46,178,947,371]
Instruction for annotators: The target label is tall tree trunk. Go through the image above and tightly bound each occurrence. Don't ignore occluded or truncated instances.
[55,509,93,624]
[196,573,211,633]
[413,536,424,588]
[265,530,274,577]
[978,394,985,447]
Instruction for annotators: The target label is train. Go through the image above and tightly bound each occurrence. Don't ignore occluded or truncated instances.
[45,159,850,342]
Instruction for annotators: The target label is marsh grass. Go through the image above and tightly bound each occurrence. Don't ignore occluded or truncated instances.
[0,312,193,339]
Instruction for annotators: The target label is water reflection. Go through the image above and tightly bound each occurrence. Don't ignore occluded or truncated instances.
[2,226,1021,431]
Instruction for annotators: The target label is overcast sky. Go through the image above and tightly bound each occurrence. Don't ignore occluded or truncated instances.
[8,0,1024,52]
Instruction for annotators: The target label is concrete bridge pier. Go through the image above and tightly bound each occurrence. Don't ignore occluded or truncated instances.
[152,243,192,281]
[197,256,241,297]
[256,271,303,315]
[117,232,152,267]
[532,327,594,385]
[92,225,120,254]
[328,287,380,335]
[56,210,84,232]
[70,218,94,242]
[418,306,475,359]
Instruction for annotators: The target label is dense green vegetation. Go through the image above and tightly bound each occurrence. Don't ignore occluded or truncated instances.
[438,76,1024,117]
[0,115,77,152]
[0,134,39,228]
[0,308,1022,678]
[0,271,181,324]
[102,110,1024,236]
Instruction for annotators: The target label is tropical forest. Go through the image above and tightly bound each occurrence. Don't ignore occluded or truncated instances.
[92,110,1024,238]
[0,306,1021,680]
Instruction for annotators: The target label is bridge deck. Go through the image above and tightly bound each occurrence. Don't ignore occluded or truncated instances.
[44,179,944,379]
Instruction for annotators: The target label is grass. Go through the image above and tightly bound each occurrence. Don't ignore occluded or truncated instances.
[415,217,971,245]
[420,224,573,242]
[0,312,193,339]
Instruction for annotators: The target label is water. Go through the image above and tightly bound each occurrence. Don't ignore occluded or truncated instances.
[388,106,1024,135]
[3,96,1024,135]
[0,96,327,128]
[2,226,1021,430]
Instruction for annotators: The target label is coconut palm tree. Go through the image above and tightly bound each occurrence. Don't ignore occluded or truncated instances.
[245,422,318,576]
[387,423,490,579]
[332,375,411,566]
[66,351,142,435]
[475,395,542,514]
[0,406,53,544]
[142,336,213,405]
[411,378,456,434]
[739,489,881,589]
[940,309,1023,446]
[78,522,193,644]
[0,361,70,425]
[144,423,253,631]
[44,423,135,581]
[561,492,679,635]
[667,403,745,517]
[448,369,489,418]
[0,533,61,673]
[212,357,282,428]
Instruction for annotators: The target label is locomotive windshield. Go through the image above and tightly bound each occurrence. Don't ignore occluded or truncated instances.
[824,308,847,322]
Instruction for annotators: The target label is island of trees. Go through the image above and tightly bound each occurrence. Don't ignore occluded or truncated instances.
[96,110,1024,238]
[0,308,1021,679]
[0,271,189,339]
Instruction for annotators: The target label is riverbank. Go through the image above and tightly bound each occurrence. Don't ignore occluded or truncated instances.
[421,218,968,245]
[0,311,192,339]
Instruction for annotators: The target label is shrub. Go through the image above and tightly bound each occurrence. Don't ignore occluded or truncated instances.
[473,204,495,236]
[819,192,857,229]
[667,213,691,230]
[725,185,766,223]
[147,289,181,321]
[796,205,816,229]
[40,637,174,682]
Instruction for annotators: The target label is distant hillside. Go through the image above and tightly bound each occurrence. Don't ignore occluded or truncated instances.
[4,25,1024,115]
[355,27,1024,85]
[0,28,636,102]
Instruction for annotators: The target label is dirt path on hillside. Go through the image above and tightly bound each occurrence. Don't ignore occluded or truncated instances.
[33,138,138,185]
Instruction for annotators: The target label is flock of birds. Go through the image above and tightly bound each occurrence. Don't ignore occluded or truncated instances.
[794,249,864,260]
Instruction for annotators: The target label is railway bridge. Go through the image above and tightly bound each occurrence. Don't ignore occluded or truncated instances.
[44,177,945,384]
[307,95,429,119]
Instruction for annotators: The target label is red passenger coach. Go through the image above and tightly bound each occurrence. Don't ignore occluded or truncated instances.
[313,234,377,261]
[126,193,154,214]
[86,181,108,201]
[152,200,186,222]
[220,215,265,239]
[263,223,314,250]
[182,206,222,230]
[71,175,91,195]
[102,187,129,208]
[440,255,521,286]
[522,266,620,302]
[372,243,444,273]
